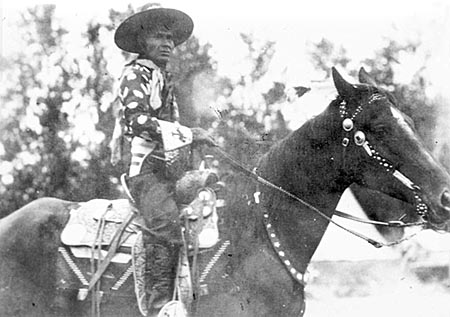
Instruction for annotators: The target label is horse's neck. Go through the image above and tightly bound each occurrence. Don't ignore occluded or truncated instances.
[259,109,347,201]
[261,192,341,273]
[257,109,347,272]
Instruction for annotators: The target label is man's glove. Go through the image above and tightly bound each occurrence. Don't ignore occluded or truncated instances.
[191,127,218,147]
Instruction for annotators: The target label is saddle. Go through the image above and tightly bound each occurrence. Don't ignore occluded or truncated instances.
[61,199,140,263]
[176,170,223,249]
[58,170,225,316]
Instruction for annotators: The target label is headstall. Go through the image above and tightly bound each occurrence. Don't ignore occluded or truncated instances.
[338,93,429,219]
[214,97,434,286]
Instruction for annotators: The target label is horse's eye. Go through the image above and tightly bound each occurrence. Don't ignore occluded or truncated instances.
[372,125,390,137]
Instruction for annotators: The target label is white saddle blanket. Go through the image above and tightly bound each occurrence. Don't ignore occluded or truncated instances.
[61,199,139,249]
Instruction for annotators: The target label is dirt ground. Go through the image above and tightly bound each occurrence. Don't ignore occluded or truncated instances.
[304,259,450,317]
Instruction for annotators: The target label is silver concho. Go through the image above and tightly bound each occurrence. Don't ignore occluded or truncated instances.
[354,131,366,146]
[342,118,354,132]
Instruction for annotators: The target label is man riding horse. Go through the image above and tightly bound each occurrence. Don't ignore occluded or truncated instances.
[111,5,216,315]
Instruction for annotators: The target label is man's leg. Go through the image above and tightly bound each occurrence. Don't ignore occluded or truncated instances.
[129,173,182,314]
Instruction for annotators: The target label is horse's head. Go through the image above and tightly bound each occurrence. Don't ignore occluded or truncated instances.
[331,67,450,231]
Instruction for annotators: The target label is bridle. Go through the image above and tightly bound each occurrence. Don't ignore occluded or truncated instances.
[338,93,429,220]
[212,93,433,285]
[215,93,430,243]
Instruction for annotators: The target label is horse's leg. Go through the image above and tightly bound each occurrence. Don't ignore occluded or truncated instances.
[236,250,305,317]
[0,197,74,316]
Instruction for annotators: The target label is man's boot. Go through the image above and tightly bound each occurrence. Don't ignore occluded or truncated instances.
[145,241,179,316]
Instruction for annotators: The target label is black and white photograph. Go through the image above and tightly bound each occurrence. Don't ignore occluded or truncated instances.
[1,0,450,316]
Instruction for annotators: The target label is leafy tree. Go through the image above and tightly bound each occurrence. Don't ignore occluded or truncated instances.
[69,21,121,200]
[309,38,351,79]
[169,37,217,126]
[0,5,76,216]
[0,5,294,219]
[207,33,290,171]
[240,33,276,82]
[361,40,438,148]
[0,4,221,217]
[0,6,129,217]
[309,37,439,150]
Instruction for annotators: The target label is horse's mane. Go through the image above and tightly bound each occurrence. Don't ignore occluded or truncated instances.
[257,98,342,188]
[224,98,343,244]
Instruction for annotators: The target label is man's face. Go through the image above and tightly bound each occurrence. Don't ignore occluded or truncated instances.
[139,29,175,67]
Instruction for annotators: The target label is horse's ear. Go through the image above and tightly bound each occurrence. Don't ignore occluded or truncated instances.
[332,67,356,99]
[358,67,378,87]
[358,67,398,105]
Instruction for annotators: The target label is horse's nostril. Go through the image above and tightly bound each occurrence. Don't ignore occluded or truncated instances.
[441,190,450,209]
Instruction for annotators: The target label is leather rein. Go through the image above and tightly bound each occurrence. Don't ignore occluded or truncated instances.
[214,93,429,249]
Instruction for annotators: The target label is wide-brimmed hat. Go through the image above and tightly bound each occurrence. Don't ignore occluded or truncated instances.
[114,7,194,53]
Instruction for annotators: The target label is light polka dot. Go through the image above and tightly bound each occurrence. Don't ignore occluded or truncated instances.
[126,101,138,109]
[126,72,137,80]
[133,90,144,98]
[137,66,147,72]
[137,115,148,124]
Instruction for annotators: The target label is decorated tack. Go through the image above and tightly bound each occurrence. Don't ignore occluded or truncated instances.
[354,131,366,146]
[342,118,354,131]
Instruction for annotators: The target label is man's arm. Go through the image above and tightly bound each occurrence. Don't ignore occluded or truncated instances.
[119,65,216,147]
[118,66,159,139]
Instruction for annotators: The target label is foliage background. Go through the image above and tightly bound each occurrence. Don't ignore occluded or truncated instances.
[0,3,449,219]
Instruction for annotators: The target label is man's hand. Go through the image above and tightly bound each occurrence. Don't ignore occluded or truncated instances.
[191,127,218,147]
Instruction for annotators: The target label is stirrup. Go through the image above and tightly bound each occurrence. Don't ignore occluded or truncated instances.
[120,173,136,204]
[157,300,187,317]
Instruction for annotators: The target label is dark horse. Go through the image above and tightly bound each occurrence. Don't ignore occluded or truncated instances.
[1,67,450,317]
[347,67,450,243]
[348,67,423,242]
